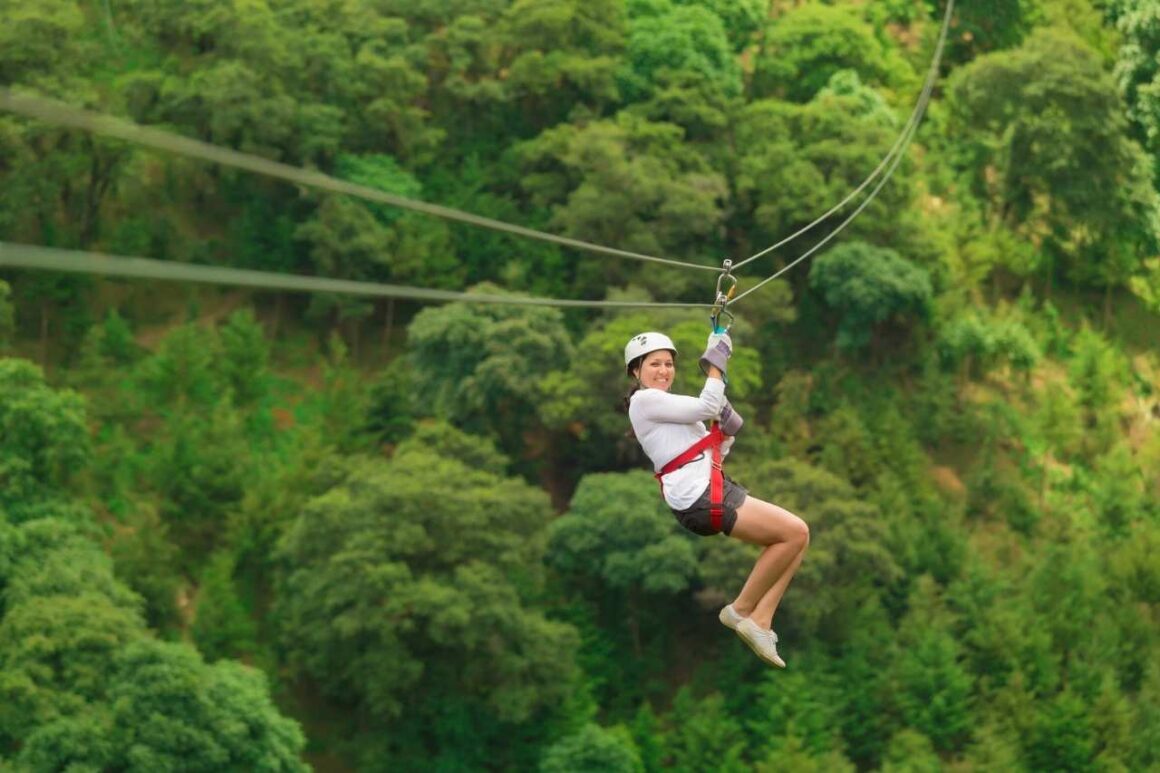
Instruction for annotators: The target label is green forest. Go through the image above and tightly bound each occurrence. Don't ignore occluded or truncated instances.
[2,0,1159,770]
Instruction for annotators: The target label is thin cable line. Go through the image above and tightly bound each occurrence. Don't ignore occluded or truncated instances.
[731,0,955,274]
[0,89,719,274]
[730,0,952,306]
[0,242,710,310]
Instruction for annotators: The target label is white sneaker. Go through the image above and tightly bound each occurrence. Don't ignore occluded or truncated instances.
[735,618,786,668]
[718,603,745,631]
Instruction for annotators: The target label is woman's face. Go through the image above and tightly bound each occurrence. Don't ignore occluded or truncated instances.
[635,349,675,391]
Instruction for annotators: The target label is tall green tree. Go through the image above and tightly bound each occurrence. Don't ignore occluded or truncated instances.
[514,112,727,298]
[947,28,1160,293]
[406,284,573,460]
[1068,325,1126,455]
[0,512,306,768]
[0,358,89,522]
[748,662,850,766]
[294,154,461,334]
[540,723,643,773]
[834,603,901,767]
[547,472,700,669]
[1132,661,1160,770]
[135,323,222,409]
[925,0,1040,64]
[217,308,270,408]
[108,504,184,631]
[729,77,916,263]
[936,311,1041,391]
[676,0,764,52]
[0,0,128,251]
[1108,0,1160,171]
[18,639,308,772]
[498,0,626,131]
[808,242,933,355]
[275,424,580,768]
[191,550,258,662]
[753,5,909,102]
[661,689,748,772]
[889,578,974,754]
[621,1,741,102]
[1024,689,1098,771]
[616,0,744,141]
[147,399,253,558]
[879,729,942,773]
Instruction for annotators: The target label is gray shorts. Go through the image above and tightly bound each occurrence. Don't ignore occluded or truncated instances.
[671,476,748,536]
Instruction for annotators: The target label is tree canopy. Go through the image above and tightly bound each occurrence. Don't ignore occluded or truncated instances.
[0,0,1157,769]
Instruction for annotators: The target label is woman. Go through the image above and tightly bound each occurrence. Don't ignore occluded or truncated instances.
[624,331,809,668]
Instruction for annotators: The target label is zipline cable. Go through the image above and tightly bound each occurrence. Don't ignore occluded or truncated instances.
[730,0,953,306]
[0,1,953,312]
[730,0,955,274]
[0,242,710,310]
[731,86,936,306]
[0,89,718,274]
[0,3,956,286]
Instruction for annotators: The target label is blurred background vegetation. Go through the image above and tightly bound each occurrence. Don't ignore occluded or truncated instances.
[1,0,1159,770]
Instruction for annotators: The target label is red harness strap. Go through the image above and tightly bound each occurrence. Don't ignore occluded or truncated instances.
[655,422,726,531]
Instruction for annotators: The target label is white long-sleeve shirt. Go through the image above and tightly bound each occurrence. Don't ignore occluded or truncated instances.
[628,378,735,510]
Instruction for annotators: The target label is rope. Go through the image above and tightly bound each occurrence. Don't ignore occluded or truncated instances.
[0,89,719,274]
[0,242,709,310]
[730,0,954,305]
[731,0,955,274]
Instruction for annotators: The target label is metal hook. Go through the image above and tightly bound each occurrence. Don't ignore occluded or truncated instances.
[711,307,735,334]
[710,259,736,334]
[714,259,736,302]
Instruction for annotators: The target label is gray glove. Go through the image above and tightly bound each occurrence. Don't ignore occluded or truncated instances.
[719,400,744,436]
[699,331,732,376]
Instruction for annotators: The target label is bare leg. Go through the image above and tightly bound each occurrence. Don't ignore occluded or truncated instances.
[726,497,809,630]
[746,542,807,629]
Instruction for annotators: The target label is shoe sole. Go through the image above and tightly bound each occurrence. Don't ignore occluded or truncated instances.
[734,625,786,669]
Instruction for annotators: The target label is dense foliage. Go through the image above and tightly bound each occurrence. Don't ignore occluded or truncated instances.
[1,0,1158,770]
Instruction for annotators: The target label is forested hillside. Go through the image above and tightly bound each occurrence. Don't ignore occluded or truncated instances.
[2,0,1159,770]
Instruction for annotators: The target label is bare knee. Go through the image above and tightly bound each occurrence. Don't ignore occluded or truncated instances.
[732,498,809,549]
[792,517,810,550]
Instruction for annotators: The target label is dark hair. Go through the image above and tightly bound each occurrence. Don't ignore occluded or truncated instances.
[622,356,643,437]
[622,356,644,412]
[622,383,642,413]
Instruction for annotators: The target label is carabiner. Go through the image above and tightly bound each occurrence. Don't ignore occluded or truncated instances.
[714,259,736,304]
[711,259,736,334]
[711,307,735,334]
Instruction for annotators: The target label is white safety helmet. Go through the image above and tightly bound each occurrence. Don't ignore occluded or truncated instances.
[624,332,677,377]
